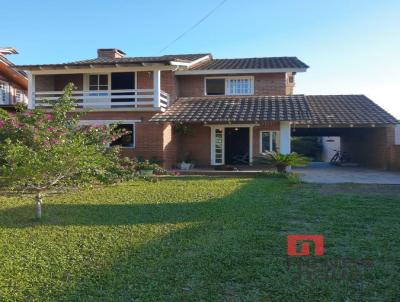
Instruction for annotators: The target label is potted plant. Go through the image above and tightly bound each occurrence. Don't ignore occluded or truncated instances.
[136,160,155,175]
[179,152,195,170]
[254,151,309,173]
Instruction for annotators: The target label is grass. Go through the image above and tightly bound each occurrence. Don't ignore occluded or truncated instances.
[0,177,399,301]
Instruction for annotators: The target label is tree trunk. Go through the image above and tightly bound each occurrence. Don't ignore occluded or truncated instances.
[35,193,43,219]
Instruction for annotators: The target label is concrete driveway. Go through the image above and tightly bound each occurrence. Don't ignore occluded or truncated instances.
[294,162,400,184]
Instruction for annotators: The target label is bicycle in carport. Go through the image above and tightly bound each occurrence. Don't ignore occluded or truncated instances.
[330,150,351,166]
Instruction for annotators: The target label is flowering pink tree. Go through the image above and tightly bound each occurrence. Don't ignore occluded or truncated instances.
[0,84,131,219]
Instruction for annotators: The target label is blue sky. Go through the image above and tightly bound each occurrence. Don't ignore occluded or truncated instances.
[3,0,400,118]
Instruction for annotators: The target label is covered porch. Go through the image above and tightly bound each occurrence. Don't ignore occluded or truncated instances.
[206,121,291,166]
[149,95,308,168]
[28,69,169,111]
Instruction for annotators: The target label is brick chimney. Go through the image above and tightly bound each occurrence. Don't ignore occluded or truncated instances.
[97,48,126,59]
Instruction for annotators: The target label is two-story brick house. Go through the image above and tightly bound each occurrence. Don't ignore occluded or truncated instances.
[18,49,398,170]
[0,47,28,109]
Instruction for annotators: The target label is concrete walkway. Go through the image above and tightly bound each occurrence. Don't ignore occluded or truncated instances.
[294,162,400,184]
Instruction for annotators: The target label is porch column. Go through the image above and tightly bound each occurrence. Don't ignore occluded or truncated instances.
[27,72,35,109]
[279,121,291,154]
[153,70,161,108]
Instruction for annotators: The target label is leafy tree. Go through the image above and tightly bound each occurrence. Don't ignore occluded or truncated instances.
[0,83,132,219]
[291,136,322,161]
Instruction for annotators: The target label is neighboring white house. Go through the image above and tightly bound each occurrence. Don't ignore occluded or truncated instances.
[395,124,400,145]
[321,136,340,162]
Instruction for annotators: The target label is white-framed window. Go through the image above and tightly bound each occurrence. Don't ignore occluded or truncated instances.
[89,74,108,96]
[214,128,224,165]
[15,89,26,104]
[0,81,10,104]
[260,131,279,153]
[205,76,254,96]
[79,120,138,148]
[110,123,135,148]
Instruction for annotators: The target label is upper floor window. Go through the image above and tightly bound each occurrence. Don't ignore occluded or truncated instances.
[205,77,254,96]
[89,74,108,96]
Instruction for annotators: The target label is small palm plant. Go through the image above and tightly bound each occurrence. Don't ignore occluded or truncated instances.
[254,151,310,173]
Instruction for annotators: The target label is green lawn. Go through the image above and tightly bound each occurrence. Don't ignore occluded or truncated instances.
[0,177,399,301]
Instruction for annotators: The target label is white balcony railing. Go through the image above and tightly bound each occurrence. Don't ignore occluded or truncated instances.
[33,89,170,110]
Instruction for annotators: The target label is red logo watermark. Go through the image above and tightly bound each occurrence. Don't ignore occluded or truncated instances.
[287,234,324,256]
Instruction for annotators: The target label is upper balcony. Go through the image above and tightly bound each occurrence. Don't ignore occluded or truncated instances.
[29,70,169,111]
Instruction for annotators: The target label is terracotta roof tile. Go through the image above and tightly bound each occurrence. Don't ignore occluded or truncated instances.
[189,57,309,70]
[150,95,311,123]
[150,95,397,125]
[304,95,397,125]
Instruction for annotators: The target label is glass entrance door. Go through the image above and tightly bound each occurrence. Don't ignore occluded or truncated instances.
[212,128,224,165]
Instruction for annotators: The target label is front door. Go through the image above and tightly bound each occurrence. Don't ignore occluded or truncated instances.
[225,128,249,165]
[211,127,250,165]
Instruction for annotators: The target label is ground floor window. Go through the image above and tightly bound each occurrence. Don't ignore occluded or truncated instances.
[0,81,10,104]
[110,124,135,148]
[15,89,26,104]
[260,131,278,152]
[79,120,137,148]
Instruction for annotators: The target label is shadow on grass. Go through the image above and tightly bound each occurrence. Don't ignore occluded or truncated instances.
[28,178,292,301]
[0,202,222,228]
[0,177,289,229]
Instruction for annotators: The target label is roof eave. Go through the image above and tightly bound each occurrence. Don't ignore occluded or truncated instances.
[0,60,28,89]
[175,67,308,75]
[16,61,175,71]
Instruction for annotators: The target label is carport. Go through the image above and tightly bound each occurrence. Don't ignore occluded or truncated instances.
[291,95,398,170]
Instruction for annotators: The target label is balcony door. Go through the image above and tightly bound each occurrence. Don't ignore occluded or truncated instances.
[111,72,135,108]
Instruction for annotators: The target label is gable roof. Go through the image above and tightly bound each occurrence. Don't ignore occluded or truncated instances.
[17,52,309,74]
[304,95,397,125]
[17,54,211,70]
[150,95,397,125]
[150,95,311,123]
[175,56,309,75]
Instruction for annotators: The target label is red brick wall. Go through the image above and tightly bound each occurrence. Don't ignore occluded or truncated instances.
[137,70,178,102]
[176,75,204,97]
[254,73,288,95]
[176,73,289,97]
[179,124,211,166]
[81,111,165,164]
[162,123,179,168]
[389,145,400,170]
[341,126,395,170]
